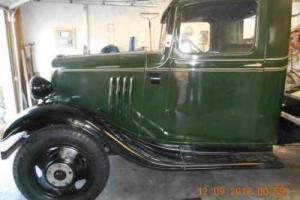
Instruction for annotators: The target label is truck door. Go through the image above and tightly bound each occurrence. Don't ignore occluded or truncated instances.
[165,0,267,145]
[138,9,173,143]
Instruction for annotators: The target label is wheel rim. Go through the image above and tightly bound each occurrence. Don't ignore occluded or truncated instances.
[31,145,92,198]
[46,163,74,187]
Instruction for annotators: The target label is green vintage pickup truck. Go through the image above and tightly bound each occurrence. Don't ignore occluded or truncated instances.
[0,0,293,199]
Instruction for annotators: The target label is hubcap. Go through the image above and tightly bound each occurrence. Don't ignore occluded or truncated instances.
[54,170,66,180]
[33,146,91,197]
[46,163,74,187]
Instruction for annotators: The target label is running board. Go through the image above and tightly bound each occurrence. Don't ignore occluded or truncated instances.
[178,152,283,170]
[128,150,284,170]
[101,121,283,170]
[106,127,283,170]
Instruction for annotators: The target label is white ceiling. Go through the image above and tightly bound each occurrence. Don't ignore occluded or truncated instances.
[0,0,161,9]
[1,0,299,10]
[40,0,159,7]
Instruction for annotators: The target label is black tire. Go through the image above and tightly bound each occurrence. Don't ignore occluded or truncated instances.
[13,125,109,200]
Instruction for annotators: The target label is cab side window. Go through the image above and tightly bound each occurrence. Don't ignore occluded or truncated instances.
[179,0,257,54]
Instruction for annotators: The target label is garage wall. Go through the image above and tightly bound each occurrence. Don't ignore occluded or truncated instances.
[21,1,298,79]
[20,1,170,79]
[292,2,300,28]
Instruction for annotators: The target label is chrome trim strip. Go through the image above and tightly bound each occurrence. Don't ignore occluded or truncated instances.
[108,77,114,111]
[122,77,127,100]
[95,66,120,69]
[244,63,263,67]
[60,68,145,72]
[57,51,145,59]
[266,56,289,61]
[174,58,264,62]
[122,77,128,114]
[128,77,134,111]
[115,77,120,107]
[146,68,263,72]
[171,68,263,72]
[59,66,286,73]
[264,66,287,72]
[103,130,143,158]
[150,66,287,72]
[173,56,288,63]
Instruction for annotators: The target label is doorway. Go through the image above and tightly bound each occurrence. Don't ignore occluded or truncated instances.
[0,9,17,134]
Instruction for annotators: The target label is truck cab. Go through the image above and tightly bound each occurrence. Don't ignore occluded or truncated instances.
[52,0,290,149]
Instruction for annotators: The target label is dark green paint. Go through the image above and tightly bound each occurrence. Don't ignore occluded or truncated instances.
[51,0,292,148]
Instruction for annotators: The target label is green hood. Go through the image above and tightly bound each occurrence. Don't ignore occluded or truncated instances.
[52,52,146,69]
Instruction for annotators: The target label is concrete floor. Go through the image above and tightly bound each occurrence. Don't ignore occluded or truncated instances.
[0,146,300,200]
[0,123,5,138]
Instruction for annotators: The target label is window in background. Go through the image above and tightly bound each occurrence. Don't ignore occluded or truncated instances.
[55,28,76,49]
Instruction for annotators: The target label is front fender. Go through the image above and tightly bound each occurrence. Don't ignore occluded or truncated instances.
[2,103,106,142]
[2,103,187,170]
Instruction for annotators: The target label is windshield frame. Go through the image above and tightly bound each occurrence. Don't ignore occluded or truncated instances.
[159,8,172,52]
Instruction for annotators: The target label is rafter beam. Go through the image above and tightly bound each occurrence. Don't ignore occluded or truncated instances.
[8,0,31,10]
[0,4,9,10]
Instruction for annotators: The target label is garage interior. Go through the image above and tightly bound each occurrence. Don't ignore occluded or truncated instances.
[1,0,300,200]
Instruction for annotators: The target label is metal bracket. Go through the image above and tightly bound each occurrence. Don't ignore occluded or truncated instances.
[0,131,27,159]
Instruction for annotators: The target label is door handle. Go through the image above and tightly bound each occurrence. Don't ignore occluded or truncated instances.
[149,73,161,84]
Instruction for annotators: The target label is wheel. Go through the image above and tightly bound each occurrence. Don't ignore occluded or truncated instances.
[13,125,109,200]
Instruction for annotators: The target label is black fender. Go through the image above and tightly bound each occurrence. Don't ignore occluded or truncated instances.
[2,103,108,148]
[1,103,148,166]
[1,103,167,168]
